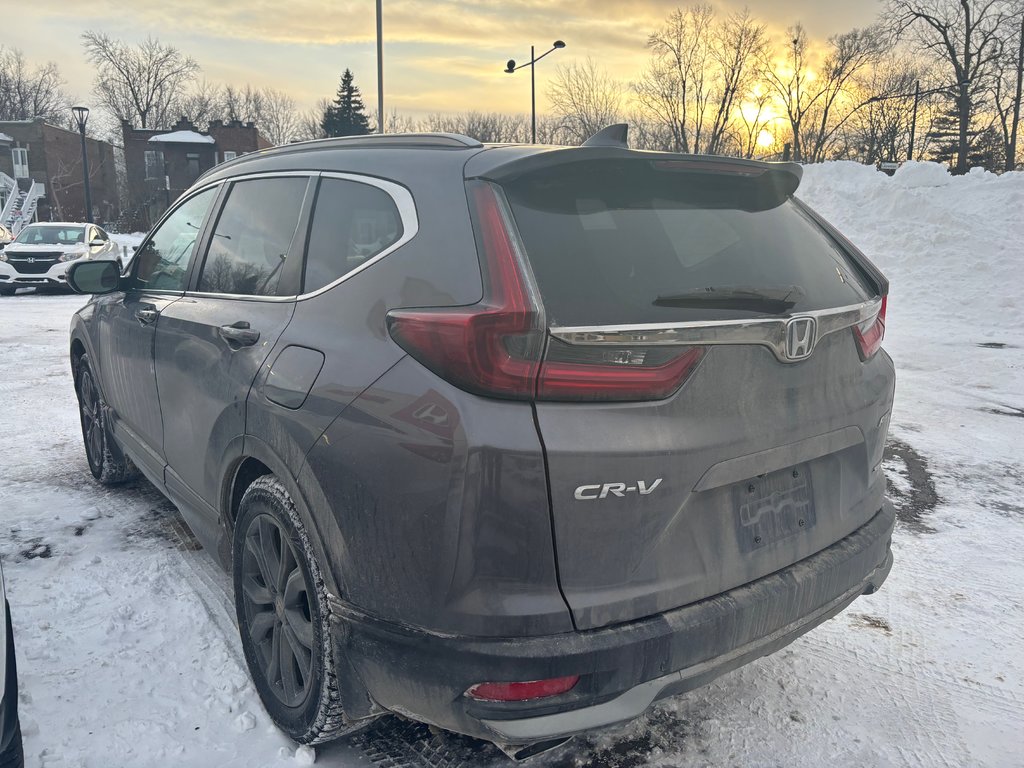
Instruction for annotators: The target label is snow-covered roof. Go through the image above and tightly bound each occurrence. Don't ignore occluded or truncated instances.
[0,133,13,143]
[148,130,215,144]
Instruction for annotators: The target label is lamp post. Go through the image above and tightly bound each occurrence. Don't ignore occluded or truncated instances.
[376,0,384,133]
[71,106,93,223]
[504,41,565,144]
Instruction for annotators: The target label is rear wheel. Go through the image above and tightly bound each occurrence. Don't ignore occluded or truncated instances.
[233,476,363,745]
[75,353,138,484]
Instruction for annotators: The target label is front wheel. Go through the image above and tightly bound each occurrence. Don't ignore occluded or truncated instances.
[233,476,364,745]
[75,354,138,484]
[0,286,15,297]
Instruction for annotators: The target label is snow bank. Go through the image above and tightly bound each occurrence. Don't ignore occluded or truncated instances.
[800,160,1024,343]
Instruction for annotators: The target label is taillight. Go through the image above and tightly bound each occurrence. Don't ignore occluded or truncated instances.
[386,181,705,402]
[466,675,580,702]
[538,341,705,401]
[386,182,546,399]
[853,295,887,360]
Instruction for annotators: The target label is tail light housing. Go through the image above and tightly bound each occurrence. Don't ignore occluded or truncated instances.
[386,181,705,402]
[853,295,887,360]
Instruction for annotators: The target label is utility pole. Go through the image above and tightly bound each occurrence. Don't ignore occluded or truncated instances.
[908,80,920,161]
[376,0,384,134]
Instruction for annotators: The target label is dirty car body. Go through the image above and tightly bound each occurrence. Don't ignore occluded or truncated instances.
[67,130,895,754]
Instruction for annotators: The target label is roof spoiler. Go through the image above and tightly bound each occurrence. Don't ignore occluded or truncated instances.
[582,123,629,148]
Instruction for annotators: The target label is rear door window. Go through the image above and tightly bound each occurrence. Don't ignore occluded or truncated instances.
[502,160,873,327]
[302,177,403,293]
[196,177,308,296]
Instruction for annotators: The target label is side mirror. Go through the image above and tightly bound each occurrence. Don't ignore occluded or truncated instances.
[89,238,106,247]
[67,259,121,295]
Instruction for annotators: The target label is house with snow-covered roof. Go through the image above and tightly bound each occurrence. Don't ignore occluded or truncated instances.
[122,117,271,230]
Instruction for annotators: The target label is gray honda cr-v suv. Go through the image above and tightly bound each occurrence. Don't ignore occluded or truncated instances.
[66,126,895,758]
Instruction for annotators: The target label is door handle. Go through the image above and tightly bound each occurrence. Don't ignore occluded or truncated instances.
[219,321,260,348]
[135,306,159,325]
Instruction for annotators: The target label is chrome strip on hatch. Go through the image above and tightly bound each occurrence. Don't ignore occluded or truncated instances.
[548,298,881,363]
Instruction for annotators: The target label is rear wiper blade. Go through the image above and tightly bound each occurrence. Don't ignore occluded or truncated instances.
[653,285,804,313]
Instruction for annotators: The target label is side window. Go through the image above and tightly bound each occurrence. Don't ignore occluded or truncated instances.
[303,178,403,293]
[196,177,307,297]
[133,187,217,291]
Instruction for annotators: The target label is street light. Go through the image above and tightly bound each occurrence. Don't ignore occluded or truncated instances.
[504,40,565,144]
[71,105,93,223]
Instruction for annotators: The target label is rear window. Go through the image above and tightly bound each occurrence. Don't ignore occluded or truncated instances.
[502,161,873,327]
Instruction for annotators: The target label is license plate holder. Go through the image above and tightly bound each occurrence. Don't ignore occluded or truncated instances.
[733,464,815,552]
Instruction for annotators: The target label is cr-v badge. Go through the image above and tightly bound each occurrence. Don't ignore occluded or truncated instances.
[574,479,663,500]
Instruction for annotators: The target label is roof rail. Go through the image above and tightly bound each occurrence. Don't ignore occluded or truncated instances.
[290,132,482,149]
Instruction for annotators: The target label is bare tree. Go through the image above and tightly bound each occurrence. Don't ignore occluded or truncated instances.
[258,88,301,145]
[296,98,332,141]
[737,86,778,158]
[82,32,199,129]
[635,6,768,155]
[991,6,1024,169]
[547,58,623,143]
[0,46,68,123]
[172,79,222,128]
[884,0,1008,173]
[763,23,884,162]
[802,26,887,162]
[842,55,931,162]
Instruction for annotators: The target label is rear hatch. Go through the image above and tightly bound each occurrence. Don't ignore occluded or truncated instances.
[502,154,892,630]
[388,150,893,631]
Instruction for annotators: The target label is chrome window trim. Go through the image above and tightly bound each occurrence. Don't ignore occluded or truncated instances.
[296,171,418,301]
[548,297,882,363]
[177,171,418,303]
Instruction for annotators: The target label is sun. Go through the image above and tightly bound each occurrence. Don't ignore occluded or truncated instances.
[756,130,775,148]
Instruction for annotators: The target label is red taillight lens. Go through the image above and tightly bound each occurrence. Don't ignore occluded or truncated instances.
[466,675,580,702]
[386,182,545,399]
[538,343,706,401]
[853,295,887,360]
[387,181,704,402]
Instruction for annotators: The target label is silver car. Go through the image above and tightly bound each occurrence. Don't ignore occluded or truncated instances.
[0,223,120,295]
[0,560,22,767]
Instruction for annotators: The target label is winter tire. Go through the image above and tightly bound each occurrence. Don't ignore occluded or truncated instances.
[75,353,138,484]
[233,476,363,745]
[0,286,15,297]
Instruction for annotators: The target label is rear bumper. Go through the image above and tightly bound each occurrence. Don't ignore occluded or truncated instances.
[332,502,895,743]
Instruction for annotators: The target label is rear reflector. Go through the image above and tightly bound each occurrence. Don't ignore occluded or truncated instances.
[466,675,580,702]
[853,295,887,360]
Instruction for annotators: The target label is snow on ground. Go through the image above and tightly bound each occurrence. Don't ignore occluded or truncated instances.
[0,162,1022,767]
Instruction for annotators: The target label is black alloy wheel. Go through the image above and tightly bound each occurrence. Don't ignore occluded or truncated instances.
[239,513,315,708]
[76,364,105,478]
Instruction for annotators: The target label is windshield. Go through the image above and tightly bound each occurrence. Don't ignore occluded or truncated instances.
[14,225,86,246]
[503,160,874,326]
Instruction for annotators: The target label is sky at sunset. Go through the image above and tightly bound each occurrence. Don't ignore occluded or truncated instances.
[22,0,881,119]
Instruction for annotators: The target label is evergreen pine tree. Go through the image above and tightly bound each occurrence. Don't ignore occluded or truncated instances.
[321,69,371,137]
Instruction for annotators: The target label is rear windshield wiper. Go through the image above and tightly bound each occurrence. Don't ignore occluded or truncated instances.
[653,285,804,314]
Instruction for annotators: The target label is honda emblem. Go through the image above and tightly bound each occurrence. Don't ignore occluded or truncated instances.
[785,316,817,360]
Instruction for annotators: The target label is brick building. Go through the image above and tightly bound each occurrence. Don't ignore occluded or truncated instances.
[122,117,271,230]
[0,119,119,231]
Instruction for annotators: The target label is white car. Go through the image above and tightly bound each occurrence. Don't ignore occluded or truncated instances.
[0,223,120,295]
[0,560,22,766]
